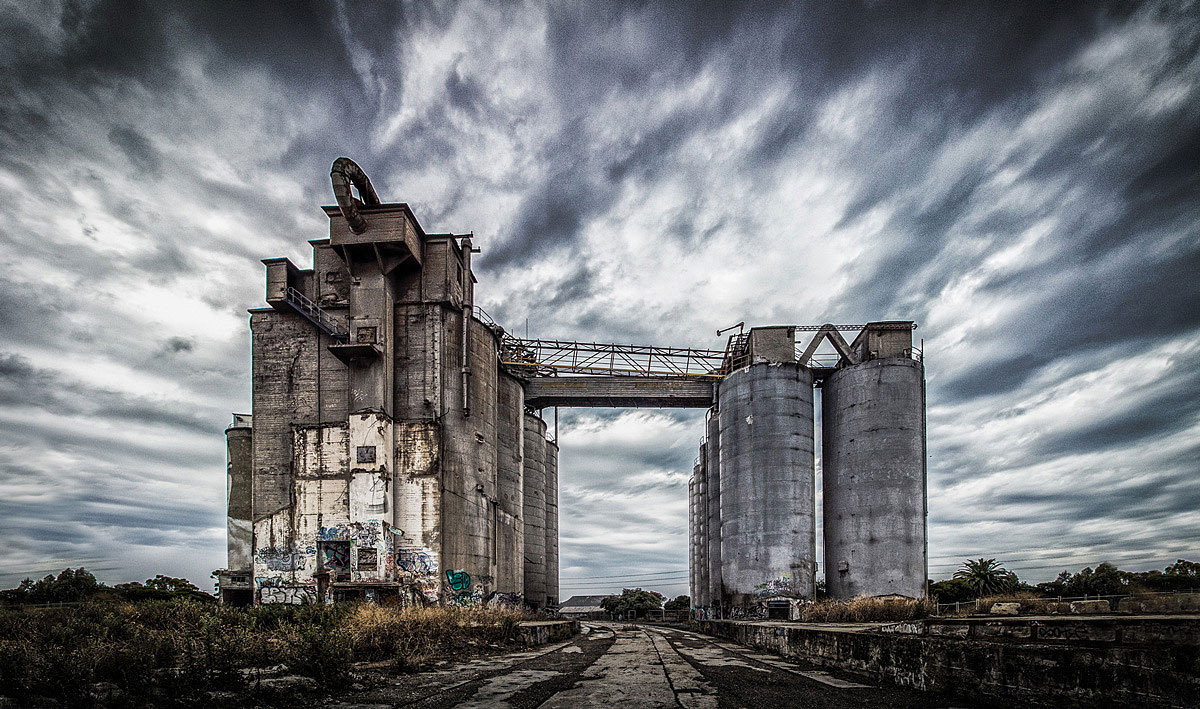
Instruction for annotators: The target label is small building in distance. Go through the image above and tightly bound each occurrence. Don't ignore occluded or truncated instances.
[558,595,610,619]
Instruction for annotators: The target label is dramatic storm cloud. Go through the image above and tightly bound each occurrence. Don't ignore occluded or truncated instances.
[1,1,1198,596]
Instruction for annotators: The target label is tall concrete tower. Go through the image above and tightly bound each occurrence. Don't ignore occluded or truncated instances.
[217,158,534,606]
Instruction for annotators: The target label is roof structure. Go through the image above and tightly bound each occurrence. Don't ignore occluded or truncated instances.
[558,594,609,613]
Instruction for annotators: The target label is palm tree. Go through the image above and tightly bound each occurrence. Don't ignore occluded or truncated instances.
[953,558,1014,597]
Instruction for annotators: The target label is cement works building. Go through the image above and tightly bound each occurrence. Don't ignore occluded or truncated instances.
[218,159,558,608]
[216,158,927,615]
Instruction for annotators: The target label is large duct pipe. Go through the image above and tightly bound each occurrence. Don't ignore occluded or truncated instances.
[330,157,381,234]
[822,357,927,599]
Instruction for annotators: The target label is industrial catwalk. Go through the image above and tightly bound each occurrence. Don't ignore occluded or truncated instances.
[325,623,961,708]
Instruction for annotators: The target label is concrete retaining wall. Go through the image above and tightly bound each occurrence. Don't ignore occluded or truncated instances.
[518,620,579,646]
[700,618,1200,707]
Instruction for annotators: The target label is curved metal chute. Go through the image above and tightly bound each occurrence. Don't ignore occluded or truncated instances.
[330,157,381,234]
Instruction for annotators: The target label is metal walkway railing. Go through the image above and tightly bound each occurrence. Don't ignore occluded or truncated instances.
[500,338,727,379]
[286,287,348,341]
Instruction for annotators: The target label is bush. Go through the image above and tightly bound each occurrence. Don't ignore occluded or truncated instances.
[0,598,537,704]
[796,596,934,623]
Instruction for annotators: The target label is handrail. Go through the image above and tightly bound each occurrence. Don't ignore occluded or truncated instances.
[286,287,348,340]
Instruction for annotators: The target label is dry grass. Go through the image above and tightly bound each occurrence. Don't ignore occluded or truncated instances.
[796,595,935,623]
[0,599,536,707]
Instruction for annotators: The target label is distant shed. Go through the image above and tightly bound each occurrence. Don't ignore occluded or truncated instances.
[558,595,610,619]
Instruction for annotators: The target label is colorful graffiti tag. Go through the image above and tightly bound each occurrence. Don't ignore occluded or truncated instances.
[321,541,351,569]
[317,521,380,546]
[445,569,471,592]
[396,549,438,575]
[754,573,799,597]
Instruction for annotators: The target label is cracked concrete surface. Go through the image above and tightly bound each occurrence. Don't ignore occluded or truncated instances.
[328,622,966,708]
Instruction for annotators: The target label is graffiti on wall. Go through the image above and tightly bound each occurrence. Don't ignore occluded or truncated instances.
[260,586,316,605]
[256,546,307,572]
[754,573,800,597]
[445,569,471,591]
[321,541,351,569]
[449,587,484,607]
[318,521,380,546]
[486,592,523,608]
[397,548,438,575]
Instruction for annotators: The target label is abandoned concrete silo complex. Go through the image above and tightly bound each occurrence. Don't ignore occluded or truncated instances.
[215,158,927,614]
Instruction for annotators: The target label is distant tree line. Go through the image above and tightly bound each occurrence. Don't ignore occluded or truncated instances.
[929,559,1200,603]
[0,568,213,605]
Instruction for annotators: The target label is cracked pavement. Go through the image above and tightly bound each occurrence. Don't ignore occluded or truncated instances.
[327,622,967,708]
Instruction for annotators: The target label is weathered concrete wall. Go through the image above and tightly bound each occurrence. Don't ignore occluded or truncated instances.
[250,308,320,520]
[517,620,580,646]
[496,373,525,599]
[393,420,441,603]
[545,437,559,607]
[523,413,547,609]
[225,415,253,571]
[439,316,500,604]
[823,357,926,599]
[701,618,1200,708]
[717,363,816,607]
[688,469,698,608]
[703,410,720,610]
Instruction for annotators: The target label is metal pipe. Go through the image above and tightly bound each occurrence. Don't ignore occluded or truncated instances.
[329,157,380,234]
[461,236,473,417]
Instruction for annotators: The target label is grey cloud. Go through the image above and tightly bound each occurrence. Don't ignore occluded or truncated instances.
[107,125,162,175]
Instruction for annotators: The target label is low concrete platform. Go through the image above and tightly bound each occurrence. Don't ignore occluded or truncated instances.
[699,615,1200,708]
[878,613,1200,645]
[517,619,580,645]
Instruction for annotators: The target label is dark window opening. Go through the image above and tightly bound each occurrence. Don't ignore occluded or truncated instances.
[356,446,376,463]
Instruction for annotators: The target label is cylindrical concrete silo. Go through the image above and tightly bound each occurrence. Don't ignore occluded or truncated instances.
[822,357,926,599]
[718,362,816,607]
[440,318,500,596]
[688,472,697,607]
[522,413,547,608]
[544,436,560,607]
[696,460,710,609]
[704,411,722,610]
[496,374,525,596]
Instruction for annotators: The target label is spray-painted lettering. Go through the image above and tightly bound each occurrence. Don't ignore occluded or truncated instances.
[446,568,471,591]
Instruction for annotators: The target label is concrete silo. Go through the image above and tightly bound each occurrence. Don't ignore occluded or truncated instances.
[717,336,817,607]
[522,413,547,609]
[544,436,560,607]
[822,322,926,599]
[696,456,710,609]
[703,410,721,610]
[688,472,697,607]
[496,374,525,598]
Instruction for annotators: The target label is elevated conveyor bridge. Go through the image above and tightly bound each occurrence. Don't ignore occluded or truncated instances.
[482,312,917,409]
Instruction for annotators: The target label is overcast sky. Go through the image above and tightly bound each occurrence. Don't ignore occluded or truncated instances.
[1,1,1198,596]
